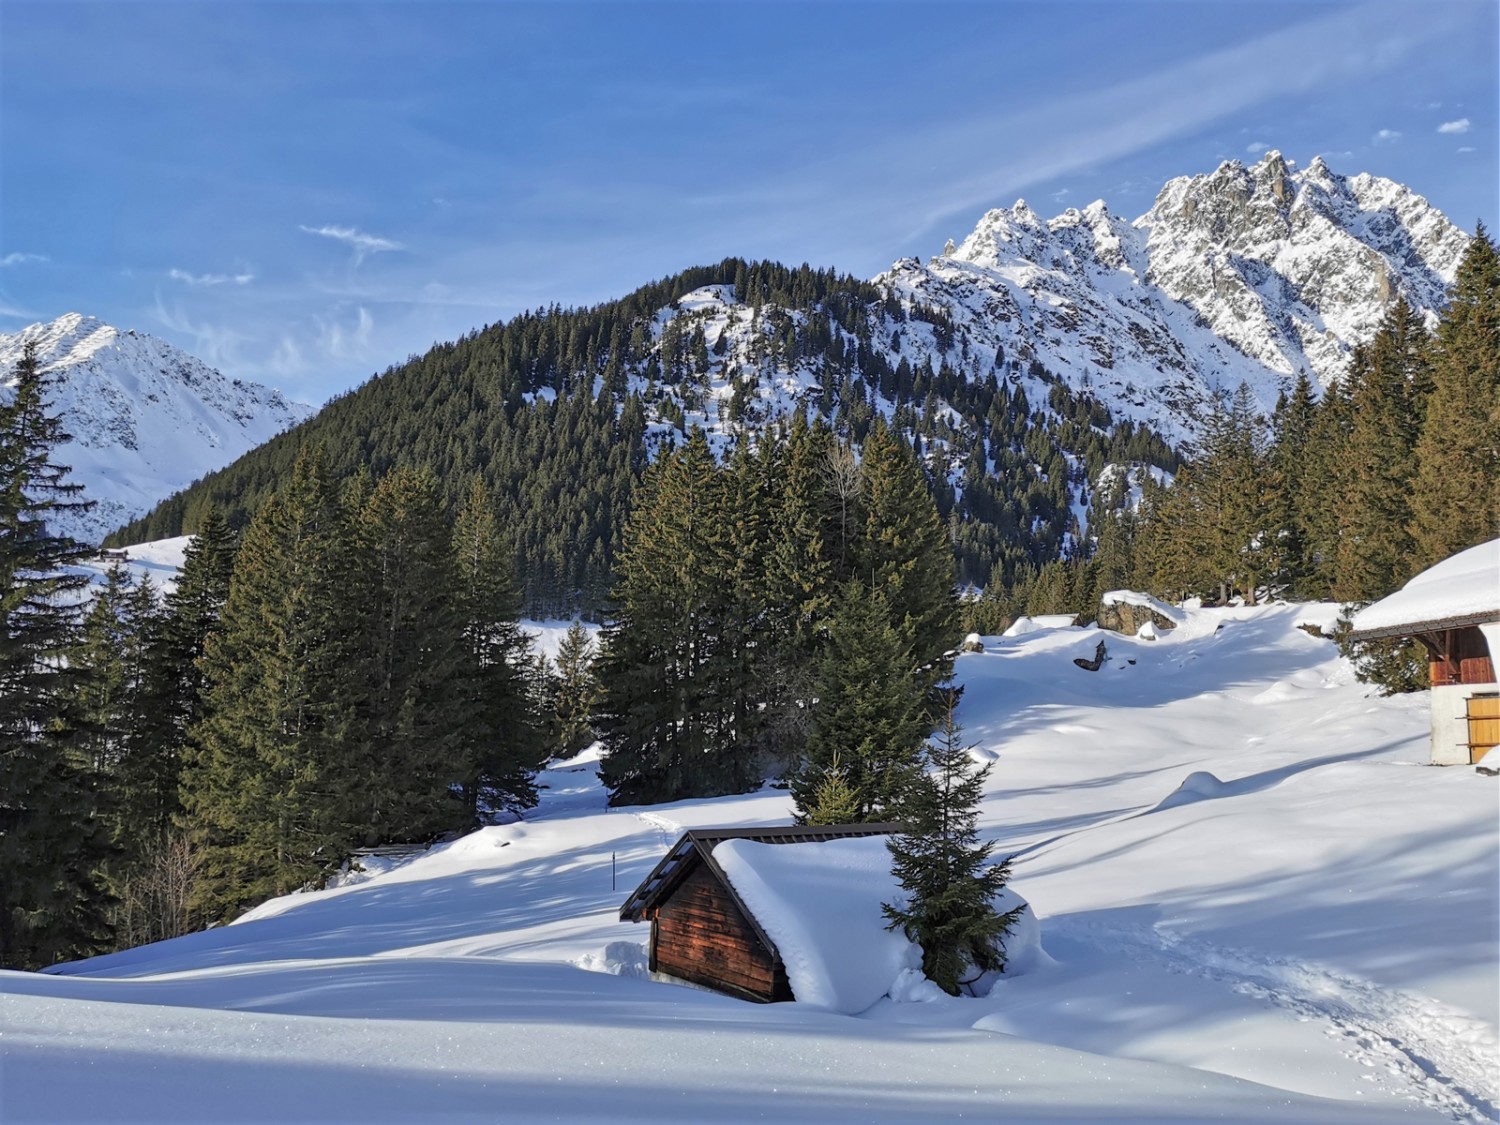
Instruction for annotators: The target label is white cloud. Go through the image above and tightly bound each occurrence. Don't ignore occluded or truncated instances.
[0,252,48,267]
[1438,118,1471,135]
[1373,128,1402,144]
[299,224,403,264]
[1457,146,1476,154]
[1245,141,1271,155]
[169,268,254,287]
[152,293,249,368]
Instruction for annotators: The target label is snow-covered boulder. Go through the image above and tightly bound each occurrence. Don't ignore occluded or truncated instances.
[1097,590,1184,635]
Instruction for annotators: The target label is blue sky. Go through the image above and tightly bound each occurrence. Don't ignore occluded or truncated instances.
[2,1,1495,405]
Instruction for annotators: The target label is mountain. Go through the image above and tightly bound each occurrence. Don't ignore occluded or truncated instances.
[878,151,1469,440]
[0,313,313,542]
[105,153,1471,611]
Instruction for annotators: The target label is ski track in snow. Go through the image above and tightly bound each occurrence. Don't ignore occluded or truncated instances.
[635,811,682,849]
[1053,920,1499,1124]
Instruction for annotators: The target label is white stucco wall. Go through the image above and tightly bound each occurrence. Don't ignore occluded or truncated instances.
[1431,682,1498,765]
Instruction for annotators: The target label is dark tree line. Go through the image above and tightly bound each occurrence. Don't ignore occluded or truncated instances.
[594,416,958,809]
[0,355,595,963]
[107,258,1177,618]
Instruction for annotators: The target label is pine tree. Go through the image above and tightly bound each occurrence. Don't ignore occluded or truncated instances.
[182,448,365,921]
[801,752,861,826]
[1268,373,1321,597]
[1334,298,1431,601]
[856,418,958,681]
[1409,225,1500,566]
[138,506,238,836]
[551,620,599,758]
[792,581,925,823]
[883,686,1023,995]
[353,465,469,843]
[0,342,115,967]
[451,479,541,821]
[598,431,745,803]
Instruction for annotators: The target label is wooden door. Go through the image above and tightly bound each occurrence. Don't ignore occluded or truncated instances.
[1468,694,1500,764]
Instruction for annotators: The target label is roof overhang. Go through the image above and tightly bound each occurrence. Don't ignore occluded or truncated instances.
[1348,611,1500,643]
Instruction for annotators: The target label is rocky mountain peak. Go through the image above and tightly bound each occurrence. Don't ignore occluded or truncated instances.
[0,314,314,542]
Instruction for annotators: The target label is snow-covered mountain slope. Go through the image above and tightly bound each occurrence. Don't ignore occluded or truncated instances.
[872,151,1468,439]
[8,602,1494,1123]
[0,313,313,542]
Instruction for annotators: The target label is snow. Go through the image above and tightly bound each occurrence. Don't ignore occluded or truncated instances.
[1351,538,1500,635]
[1003,613,1078,636]
[72,535,193,595]
[4,602,1496,1123]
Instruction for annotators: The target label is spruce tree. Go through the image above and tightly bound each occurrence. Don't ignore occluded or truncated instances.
[551,620,599,758]
[0,342,115,967]
[884,686,1023,995]
[451,479,541,821]
[182,448,364,921]
[138,506,238,836]
[353,465,468,843]
[1333,298,1430,601]
[1409,225,1500,566]
[856,418,958,681]
[792,581,925,823]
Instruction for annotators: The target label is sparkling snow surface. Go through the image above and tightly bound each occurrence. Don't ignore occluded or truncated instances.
[4,602,1496,1124]
[1351,538,1500,633]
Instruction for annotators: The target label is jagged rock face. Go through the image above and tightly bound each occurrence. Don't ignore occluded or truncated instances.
[876,151,1469,443]
[0,314,313,542]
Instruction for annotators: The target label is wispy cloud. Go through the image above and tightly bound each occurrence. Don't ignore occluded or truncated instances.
[299,224,403,264]
[0,299,39,320]
[314,305,377,361]
[169,268,254,287]
[1373,128,1402,144]
[1,252,48,267]
[1437,118,1471,135]
[855,3,1471,245]
[1245,141,1271,155]
[1457,146,1476,154]
[152,293,250,369]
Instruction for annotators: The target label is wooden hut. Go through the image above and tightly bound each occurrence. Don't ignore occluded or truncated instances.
[618,824,898,1003]
[1349,538,1499,765]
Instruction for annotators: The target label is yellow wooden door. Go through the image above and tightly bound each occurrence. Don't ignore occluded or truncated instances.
[1468,694,1500,764]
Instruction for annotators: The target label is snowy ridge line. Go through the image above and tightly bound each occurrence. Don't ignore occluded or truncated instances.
[1053,921,1498,1124]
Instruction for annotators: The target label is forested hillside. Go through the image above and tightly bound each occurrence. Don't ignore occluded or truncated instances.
[109,259,1177,615]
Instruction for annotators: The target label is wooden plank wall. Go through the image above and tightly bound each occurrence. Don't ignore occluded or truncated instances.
[651,863,791,1002]
[1425,627,1495,687]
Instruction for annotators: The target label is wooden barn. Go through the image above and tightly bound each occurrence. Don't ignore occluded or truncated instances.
[1349,538,1499,765]
[618,824,898,1003]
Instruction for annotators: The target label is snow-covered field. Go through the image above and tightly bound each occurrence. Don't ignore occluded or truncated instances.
[3,602,1496,1124]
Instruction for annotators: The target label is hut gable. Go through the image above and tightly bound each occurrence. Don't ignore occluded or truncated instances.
[620,824,899,1004]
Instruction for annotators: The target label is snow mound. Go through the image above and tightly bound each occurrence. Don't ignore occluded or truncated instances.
[1152,771,1231,813]
[576,940,651,978]
[1004,613,1078,636]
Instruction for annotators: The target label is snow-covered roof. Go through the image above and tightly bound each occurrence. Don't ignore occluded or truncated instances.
[1349,539,1500,639]
[713,836,914,1014]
